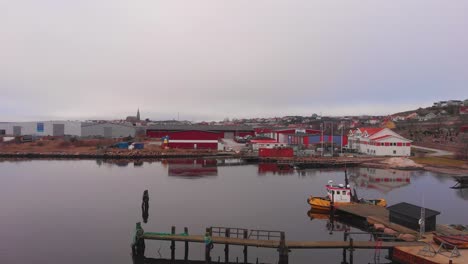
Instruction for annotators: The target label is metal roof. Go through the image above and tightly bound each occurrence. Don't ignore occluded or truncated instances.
[146,124,254,132]
[387,202,440,219]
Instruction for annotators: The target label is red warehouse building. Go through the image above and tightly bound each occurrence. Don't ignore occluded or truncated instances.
[146,125,254,149]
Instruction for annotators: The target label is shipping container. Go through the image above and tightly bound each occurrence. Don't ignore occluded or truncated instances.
[133,143,144,149]
[116,142,129,149]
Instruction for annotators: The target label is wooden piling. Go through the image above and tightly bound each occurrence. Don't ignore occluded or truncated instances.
[349,238,354,264]
[184,227,189,263]
[205,227,212,264]
[278,232,289,264]
[342,232,348,264]
[171,226,176,262]
[243,229,248,264]
[224,228,230,263]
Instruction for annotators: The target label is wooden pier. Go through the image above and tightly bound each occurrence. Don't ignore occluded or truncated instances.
[259,157,363,169]
[131,224,424,264]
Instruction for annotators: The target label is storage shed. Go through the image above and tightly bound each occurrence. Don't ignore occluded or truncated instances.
[387,202,440,232]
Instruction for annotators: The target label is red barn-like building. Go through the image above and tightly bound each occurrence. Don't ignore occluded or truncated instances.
[146,125,254,149]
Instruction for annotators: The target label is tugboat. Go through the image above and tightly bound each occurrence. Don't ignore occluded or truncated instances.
[307,180,387,212]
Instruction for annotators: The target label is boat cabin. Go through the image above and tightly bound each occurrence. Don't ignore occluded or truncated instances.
[326,180,351,203]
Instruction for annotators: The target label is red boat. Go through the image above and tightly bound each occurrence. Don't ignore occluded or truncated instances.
[433,233,468,249]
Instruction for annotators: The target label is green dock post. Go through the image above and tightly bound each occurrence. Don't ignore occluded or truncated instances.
[205,228,213,264]
[131,222,145,257]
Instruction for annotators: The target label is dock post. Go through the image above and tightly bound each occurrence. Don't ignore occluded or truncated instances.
[278,232,289,264]
[131,222,146,257]
[342,232,348,264]
[184,227,189,263]
[349,238,354,264]
[224,228,230,263]
[243,229,248,264]
[142,190,149,223]
[205,227,213,264]
[171,226,176,263]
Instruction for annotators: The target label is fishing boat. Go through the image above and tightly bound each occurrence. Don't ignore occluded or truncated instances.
[307,180,387,211]
[433,233,468,249]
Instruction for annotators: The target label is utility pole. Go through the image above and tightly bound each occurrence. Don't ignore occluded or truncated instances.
[321,122,324,157]
[331,122,334,156]
[341,123,344,155]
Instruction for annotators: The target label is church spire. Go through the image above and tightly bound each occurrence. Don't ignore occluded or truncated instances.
[137,108,140,121]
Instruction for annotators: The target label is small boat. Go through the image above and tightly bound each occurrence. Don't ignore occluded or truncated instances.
[433,233,468,249]
[307,180,386,211]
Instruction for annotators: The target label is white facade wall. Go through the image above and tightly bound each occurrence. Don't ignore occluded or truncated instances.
[347,128,411,156]
[0,121,82,136]
[81,123,137,138]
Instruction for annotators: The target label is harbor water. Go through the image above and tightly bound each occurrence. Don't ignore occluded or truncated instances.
[0,159,466,264]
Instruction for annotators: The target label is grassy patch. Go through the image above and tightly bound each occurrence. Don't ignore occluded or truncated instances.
[410,156,466,167]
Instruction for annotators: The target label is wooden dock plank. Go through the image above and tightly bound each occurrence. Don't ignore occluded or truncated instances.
[142,233,424,249]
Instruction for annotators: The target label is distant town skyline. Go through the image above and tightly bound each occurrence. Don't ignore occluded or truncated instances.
[1,1,467,122]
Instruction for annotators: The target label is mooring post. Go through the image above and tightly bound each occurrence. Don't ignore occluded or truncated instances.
[205,227,213,264]
[225,228,230,263]
[142,190,149,223]
[243,229,248,264]
[184,227,189,263]
[342,232,348,264]
[131,222,145,257]
[349,238,354,264]
[171,226,176,262]
[278,232,289,264]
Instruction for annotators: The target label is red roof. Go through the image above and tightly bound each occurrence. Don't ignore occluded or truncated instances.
[359,127,384,136]
[371,135,392,141]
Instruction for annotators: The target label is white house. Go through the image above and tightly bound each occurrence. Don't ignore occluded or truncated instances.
[347,127,412,156]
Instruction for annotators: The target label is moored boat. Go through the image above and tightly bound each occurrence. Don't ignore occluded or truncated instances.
[307,180,386,211]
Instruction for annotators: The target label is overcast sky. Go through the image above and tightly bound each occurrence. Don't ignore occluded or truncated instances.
[1,1,467,122]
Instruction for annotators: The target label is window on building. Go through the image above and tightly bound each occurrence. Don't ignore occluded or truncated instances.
[0,129,5,135]
[393,150,396,154]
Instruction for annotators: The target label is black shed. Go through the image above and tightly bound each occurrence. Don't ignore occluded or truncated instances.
[387,202,440,232]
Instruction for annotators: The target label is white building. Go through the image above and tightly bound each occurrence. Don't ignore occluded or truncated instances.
[0,121,82,137]
[81,123,138,138]
[347,127,412,156]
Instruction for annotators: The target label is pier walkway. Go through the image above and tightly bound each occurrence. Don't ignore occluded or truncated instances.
[142,233,423,249]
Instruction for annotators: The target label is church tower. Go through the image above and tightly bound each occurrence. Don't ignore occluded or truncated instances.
[136,108,141,121]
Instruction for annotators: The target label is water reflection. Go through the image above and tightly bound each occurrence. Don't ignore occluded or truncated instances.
[258,163,294,175]
[349,168,411,193]
[307,209,351,233]
[166,159,218,177]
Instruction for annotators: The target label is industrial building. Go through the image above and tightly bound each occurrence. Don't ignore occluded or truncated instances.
[347,127,412,156]
[81,123,139,138]
[146,125,254,149]
[0,121,82,137]
[254,128,321,143]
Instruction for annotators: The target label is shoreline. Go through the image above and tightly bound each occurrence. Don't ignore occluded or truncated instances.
[0,151,466,176]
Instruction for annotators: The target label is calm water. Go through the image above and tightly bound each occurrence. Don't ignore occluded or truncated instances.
[0,159,466,264]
